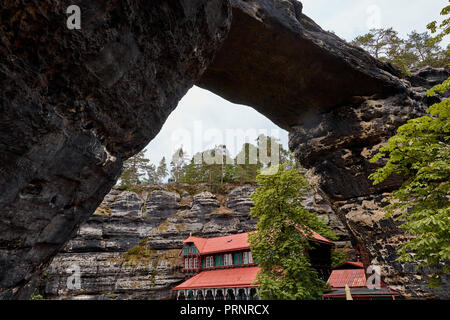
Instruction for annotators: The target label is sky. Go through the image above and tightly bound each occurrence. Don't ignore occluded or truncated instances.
[144,0,447,168]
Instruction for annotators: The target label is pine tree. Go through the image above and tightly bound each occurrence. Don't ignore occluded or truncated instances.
[352,27,449,74]
[156,157,168,183]
[170,148,187,182]
[120,149,151,186]
[235,143,261,184]
[145,163,158,184]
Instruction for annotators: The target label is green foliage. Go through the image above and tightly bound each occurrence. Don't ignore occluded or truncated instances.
[120,149,151,186]
[30,289,44,300]
[235,143,262,184]
[427,4,450,45]
[123,238,151,266]
[156,157,168,183]
[170,148,188,182]
[248,164,334,300]
[369,11,450,286]
[331,249,348,268]
[174,135,293,187]
[352,27,449,75]
[120,135,295,188]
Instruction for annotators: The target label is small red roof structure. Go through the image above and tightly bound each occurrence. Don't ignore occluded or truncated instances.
[173,267,260,290]
[324,261,399,300]
[328,268,367,288]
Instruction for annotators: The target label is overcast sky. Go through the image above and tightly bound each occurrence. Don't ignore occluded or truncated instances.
[144,0,446,167]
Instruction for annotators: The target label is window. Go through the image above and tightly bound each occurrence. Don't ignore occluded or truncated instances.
[205,256,213,268]
[185,258,189,269]
[243,252,249,264]
[193,258,198,269]
[248,252,253,264]
[189,258,193,269]
[224,253,233,266]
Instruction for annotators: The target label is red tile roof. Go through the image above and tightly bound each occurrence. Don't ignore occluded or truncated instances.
[327,269,367,288]
[173,267,260,290]
[184,233,250,255]
[294,226,335,246]
[184,230,333,255]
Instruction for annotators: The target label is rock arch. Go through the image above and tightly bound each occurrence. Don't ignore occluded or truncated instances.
[0,0,447,298]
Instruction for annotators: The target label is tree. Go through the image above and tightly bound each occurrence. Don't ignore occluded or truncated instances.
[120,149,150,186]
[352,27,449,74]
[170,148,187,182]
[156,157,168,183]
[248,164,335,299]
[235,143,262,184]
[369,4,450,287]
[145,163,158,183]
[406,30,448,68]
[352,28,400,59]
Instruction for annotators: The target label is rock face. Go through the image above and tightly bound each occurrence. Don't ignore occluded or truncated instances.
[196,1,450,299]
[40,185,288,299]
[197,0,405,130]
[0,0,231,299]
[287,72,450,299]
[0,0,448,299]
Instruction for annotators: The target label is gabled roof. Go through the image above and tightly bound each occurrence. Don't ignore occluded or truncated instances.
[173,267,260,290]
[184,233,250,255]
[294,226,335,246]
[184,230,333,255]
[327,268,367,288]
[327,261,389,289]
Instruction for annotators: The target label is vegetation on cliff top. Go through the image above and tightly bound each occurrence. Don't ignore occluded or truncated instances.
[120,134,300,189]
[352,26,449,75]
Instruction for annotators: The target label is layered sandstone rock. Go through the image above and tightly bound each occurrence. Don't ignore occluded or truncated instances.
[0,0,231,299]
[1,0,448,299]
[42,184,325,300]
[197,0,450,299]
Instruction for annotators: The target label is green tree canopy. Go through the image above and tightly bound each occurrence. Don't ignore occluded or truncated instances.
[248,164,335,300]
[156,157,168,183]
[120,149,151,186]
[352,27,449,74]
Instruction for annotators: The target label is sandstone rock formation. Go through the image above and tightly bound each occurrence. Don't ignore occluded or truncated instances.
[197,0,449,299]
[0,0,231,299]
[40,184,350,299]
[0,0,448,299]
